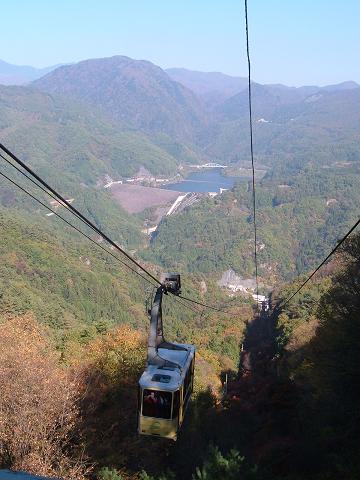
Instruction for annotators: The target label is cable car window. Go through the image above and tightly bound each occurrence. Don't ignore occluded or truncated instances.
[172,390,180,419]
[142,389,172,419]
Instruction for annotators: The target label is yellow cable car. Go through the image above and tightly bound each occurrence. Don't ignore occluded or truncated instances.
[138,273,195,440]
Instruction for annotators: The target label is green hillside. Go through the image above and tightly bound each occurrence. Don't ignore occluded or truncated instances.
[0,202,246,358]
[28,57,360,178]
[268,234,360,479]
[1,56,360,479]
[1,166,357,479]
[207,87,360,171]
[0,84,203,249]
[0,85,189,179]
[143,167,360,281]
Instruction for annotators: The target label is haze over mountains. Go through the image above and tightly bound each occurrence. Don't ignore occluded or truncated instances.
[1,54,360,189]
[10,53,358,283]
[30,56,360,166]
[165,68,249,105]
[1,54,360,187]
[2,56,358,104]
[0,59,62,85]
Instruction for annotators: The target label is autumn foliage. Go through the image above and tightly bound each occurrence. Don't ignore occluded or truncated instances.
[0,315,86,479]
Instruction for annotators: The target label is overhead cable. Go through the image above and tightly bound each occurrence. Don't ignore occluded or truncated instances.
[279,216,360,308]
[168,294,202,314]
[178,294,235,316]
[0,152,87,226]
[0,164,203,316]
[0,145,232,316]
[0,142,161,287]
[0,168,158,287]
[244,0,260,303]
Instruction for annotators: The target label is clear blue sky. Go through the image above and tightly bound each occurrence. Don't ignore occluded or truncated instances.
[2,0,359,86]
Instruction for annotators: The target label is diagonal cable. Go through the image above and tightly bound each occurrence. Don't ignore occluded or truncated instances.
[0,142,161,286]
[279,216,360,308]
[0,168,157,287]
[245,0,259,305]
[0,143,238,317]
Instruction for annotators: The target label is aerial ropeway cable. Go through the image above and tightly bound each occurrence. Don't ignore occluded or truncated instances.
[278,215,360,309]
[0,155,200,439]
[242,2,360,312]
[0,142,162,287]
[0,142,235,317]
[244,0,260,307]
[0,168,158,287]
[178,294,235,315]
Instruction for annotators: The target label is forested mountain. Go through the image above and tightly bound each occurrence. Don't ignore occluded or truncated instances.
[31,56,360,174]
[0,84,196,179]
[33,56,207,141]
[0,203,244,350]
[216,81,360,122]
[267,235,360,479]
[3,56,360,291]
[206,85,360,171]
[0,200,249,479]
[0,83,204,246]
[3,215,357,479]
[166,67,359,110]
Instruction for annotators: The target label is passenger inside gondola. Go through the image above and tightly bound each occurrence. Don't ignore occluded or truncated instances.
[142,389,172,419]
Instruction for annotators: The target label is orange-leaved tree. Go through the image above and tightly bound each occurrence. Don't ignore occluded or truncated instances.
[0,314,87,479]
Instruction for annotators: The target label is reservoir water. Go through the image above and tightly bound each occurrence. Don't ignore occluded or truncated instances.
[161,168,248,193]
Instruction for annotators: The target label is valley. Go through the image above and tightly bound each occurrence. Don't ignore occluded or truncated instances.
[0,53,359,480]
[1,54,360,333]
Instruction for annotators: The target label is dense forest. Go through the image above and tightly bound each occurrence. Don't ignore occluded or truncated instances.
[145,166,360,283]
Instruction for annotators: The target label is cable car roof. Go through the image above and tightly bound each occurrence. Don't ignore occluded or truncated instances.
[139,344,195,391]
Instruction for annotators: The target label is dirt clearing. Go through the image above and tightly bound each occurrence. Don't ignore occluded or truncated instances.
[110,184,181,214]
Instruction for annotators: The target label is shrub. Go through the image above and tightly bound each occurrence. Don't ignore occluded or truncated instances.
[97,466,124,480]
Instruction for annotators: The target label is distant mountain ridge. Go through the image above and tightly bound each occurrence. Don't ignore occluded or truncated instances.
[166,67,359,107]
[3,56,358,98]
[0,59,63,85]
[206,86,360,171]
[31,55,360,175]
[166,68,249,105]
[3,54,360,177]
